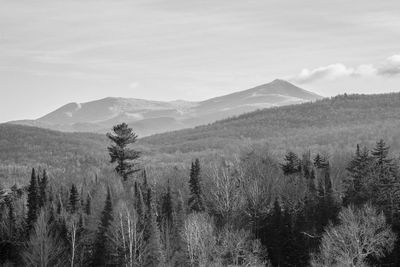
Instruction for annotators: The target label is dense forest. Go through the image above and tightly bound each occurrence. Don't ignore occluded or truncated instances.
[143,93,400,158]
[1,121,400,266]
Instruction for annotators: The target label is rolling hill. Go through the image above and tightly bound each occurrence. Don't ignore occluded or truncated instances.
[141,92,400,158]
[10,79,322,136]
[2,91,400,183]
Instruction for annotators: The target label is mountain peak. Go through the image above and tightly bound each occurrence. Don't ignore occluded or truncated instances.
[271,78,289,84]
[13,81,321,136]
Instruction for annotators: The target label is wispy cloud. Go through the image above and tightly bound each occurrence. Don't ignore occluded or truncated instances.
[377,55,400,76]
[291,55,400,84]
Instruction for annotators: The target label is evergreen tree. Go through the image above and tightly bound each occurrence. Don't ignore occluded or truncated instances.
[92,188,114,267]
[265,199,283,266]
[143,188,163,267]
[161,181,173,226]
[281,151,301,175]
[160,181,174,262]
[188,159,204,213]
[172,192,186,265]
[107,123,141,181]
[344,145,373,206]
[85,194,91,215]
[372,139,396,178]
[69,184,79,214]
[26,168,39,234]
[38,169,48,208]
[134,181,145,226]
[313,153,323,169]
[371,140,400,224]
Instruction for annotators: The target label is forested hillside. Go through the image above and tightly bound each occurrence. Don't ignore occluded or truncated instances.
[1,123,400,266]
[2,92,400,174]
[0,124,109,185]
[143,93,400,157]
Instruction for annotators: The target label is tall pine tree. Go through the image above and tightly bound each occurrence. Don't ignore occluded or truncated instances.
[143,188,163,267]
[69,184,79,214]
[26,168,39,234]
[188,159,204,213]
[281,151,301,175]
[38,169,48,208]
[107,123,141,181]
[92,188,113,267]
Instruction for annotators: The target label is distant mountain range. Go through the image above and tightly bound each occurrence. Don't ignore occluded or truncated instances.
[10,79,322,136]
[2,91,400,178]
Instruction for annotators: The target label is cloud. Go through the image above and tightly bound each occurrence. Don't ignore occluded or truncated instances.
[291,63,374,84]
[291,54,400,84]
[377,55,400,76]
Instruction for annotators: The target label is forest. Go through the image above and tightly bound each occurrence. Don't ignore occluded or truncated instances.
[1,122,400,267]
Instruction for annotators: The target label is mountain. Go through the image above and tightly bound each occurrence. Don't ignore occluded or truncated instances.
[10,79,322,136]
[142,92,400,158]
[2,92,400,183]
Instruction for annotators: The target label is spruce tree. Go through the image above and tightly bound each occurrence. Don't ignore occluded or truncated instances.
[161,181,173,226]
[134,181,145,226]
[85,194,91,215]
[38,169,48,208]
[371,140,400,223]
[372,139,395,178]
[270,199,283,266]
[107,123,141,181]
[160,181,174,262]
[188,159,204,213]
[26,168,39,233]
[92,188,113,267]
[172,192,186,265]
[143,188,163,267]
[313,153,323,169]
[344,145,373,206]
[69,184,79,214]
[281,151,301,175]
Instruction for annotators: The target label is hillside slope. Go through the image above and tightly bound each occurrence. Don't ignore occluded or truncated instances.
[2,92,400,182]
[142,93,400,156]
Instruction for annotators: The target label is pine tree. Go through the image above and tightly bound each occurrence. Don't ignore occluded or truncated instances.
[38,169,48,208]
[107,123,141,181]
[69,184,79,214]
[323,160,332,194]
[134,181,145,226]
[371,140,400,223]
[85,194,91,215]
[188,159,204,213]
[263,199,284,267]
[26,168,39,234]
[92,187,113,267]
[281,151,301,175]
[372,139,396,178]
[160,181,174,262]
[143,188,163,267]
[161,181,173,226]
[313,153,323,169]
[172,192,186,266]
[344,145,373,206]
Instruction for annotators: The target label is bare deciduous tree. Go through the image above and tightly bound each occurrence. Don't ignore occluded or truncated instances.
[311,204,396,267]
[112,200,145,267]
[217,226,268,266]
[183,213,216,267]
[23,210,65,267]
[207,162,244,222]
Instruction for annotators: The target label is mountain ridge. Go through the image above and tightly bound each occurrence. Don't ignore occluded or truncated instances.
[10,79,322,136]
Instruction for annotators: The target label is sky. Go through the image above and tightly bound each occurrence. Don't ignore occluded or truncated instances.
[1,0,400,122]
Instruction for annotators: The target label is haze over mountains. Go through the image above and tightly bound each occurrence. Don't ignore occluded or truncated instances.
[10,79,322,136]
